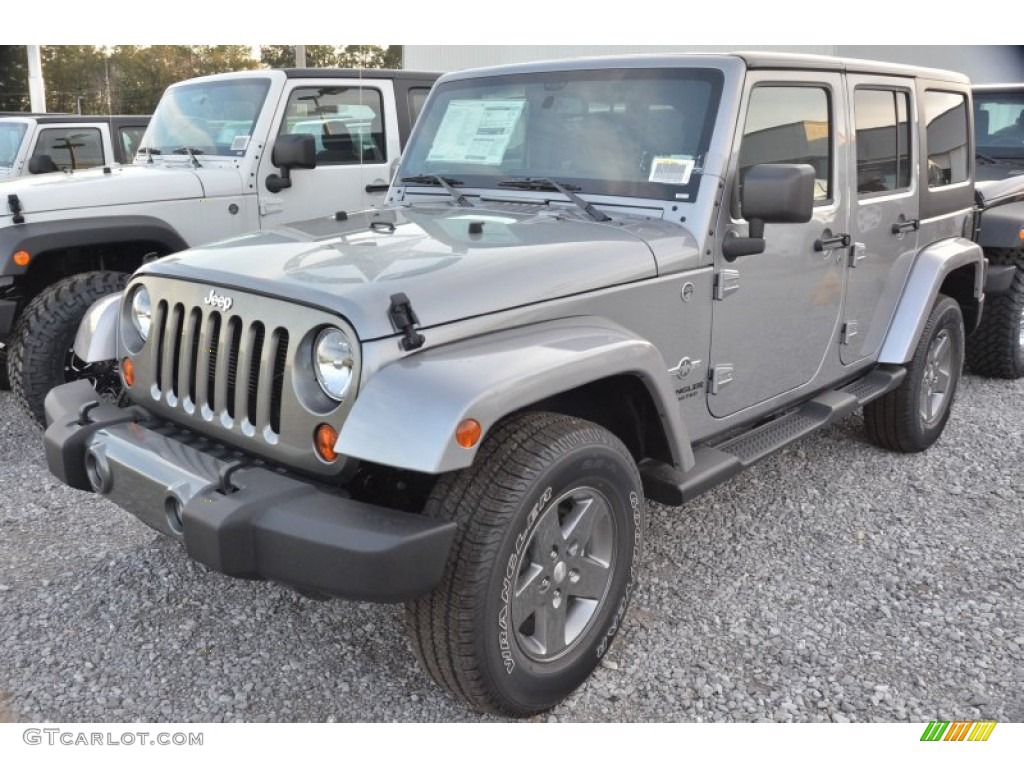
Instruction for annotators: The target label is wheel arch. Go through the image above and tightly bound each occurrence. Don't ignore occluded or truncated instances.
[878,237,983,364]
[335,317,695,475]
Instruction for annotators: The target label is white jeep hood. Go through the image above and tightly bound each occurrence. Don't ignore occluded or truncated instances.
[2,164,244,216]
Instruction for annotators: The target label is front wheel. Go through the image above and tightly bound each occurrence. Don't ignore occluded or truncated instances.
[966,255,1024,379]
[865,294,964,453]
[8,271,129,427]
[405,412,646,717]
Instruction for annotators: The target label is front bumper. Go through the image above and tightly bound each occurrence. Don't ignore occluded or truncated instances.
[44,380,456,602]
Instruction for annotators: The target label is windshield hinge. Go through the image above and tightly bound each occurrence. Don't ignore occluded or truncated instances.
[388,292,425,351]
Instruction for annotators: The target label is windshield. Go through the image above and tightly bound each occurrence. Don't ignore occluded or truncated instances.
[140,78,271,158]
[0,121,28,167]
[975,90,1024,158]
[401,68,724,202]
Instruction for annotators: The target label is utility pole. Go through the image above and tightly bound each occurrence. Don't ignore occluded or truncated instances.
[26,45,46,113]
[295,45,307,68]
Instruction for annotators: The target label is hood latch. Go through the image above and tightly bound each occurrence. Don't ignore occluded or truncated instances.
[388,292,425,351]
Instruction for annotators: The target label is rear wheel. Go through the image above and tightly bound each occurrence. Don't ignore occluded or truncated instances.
[405,412,645,717]
[8,271,129,427]
[865,294,964,452]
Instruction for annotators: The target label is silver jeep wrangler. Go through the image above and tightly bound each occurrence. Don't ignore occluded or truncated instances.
[44,53,991,716]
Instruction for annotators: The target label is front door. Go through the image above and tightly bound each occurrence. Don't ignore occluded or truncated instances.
[709,73,849,418]
[841,76,919,365]
[256,79,399,226]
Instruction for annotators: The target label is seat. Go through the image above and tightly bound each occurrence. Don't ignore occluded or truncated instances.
[316,120,358,164]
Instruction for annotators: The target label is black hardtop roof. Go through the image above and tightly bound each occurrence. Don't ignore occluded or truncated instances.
[281,68,439,82]
[0,114,149,123]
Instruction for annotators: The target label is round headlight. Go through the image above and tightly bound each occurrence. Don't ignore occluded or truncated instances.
[314,328,355,402]
[130,286,152,341]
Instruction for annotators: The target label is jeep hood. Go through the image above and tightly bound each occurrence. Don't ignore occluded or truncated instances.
[1,164,241,215]
[141,205,693,340]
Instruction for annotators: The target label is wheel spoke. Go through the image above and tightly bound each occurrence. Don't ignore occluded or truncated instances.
[563,495,603,548]
[534,599,568,656]
[513,563,548,618]
[933,364,951,392]
[568,556,611,600]
[930,333,949,366]
[532,506,566,555]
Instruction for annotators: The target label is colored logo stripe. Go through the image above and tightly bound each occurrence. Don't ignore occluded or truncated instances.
[921,721,996,742]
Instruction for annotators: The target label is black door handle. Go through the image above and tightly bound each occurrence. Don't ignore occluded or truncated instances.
[891,218,920,234]
[813,232,851,252]
[365,184,389,193]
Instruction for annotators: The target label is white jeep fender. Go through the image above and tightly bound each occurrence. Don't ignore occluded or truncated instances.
[73,292,122,363]
[335,317,695,475]
[878,237,984,364]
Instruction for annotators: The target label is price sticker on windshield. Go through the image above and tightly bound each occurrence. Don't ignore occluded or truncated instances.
[649,156,694,185]
[230,135,250,152]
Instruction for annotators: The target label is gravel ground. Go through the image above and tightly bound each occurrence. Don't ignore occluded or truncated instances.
[1,375,1021,723]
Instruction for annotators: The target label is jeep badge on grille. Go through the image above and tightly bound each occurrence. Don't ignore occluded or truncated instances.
[203,289,234,312]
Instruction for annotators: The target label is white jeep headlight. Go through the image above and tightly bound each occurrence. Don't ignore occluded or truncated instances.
[313,327,355,402]
[130,286,152,341]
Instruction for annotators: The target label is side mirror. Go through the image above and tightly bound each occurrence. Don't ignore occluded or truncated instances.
[28,154,59,174]
[722,163,815,261]
[266,134,317,193]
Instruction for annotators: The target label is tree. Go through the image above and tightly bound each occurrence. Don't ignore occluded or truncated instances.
[260,46,340,69]
[0,46,29,111]
[337,45,403,69]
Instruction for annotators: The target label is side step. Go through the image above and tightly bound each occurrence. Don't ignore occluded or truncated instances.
[640,365,905,506]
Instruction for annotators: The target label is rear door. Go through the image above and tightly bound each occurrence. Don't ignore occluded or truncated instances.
[256,78,398,226]
[841,76,919,365]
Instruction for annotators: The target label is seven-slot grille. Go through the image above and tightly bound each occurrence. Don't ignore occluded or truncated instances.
[150,299,289,437]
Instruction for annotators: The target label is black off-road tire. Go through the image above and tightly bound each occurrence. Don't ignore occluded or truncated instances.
[8,271,130,427]
[865,294,964,453]
[966,249,1024,379]
[405,411,646,717]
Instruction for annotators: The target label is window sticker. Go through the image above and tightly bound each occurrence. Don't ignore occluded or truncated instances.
[426,99,526,165]
[649,155,694,184]
[230,135,251,152]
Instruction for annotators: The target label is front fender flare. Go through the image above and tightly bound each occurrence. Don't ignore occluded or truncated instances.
[879,237,983,364]
[335,318,694,475]
[73,292,121,363]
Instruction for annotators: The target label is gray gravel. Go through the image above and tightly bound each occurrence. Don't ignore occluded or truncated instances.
[1,374,1022,722]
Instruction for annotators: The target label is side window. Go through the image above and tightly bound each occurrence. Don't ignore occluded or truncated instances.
[279,86,387,165]
[32,127,104,171]
[119,127,146,162]
[408,87,431,126]
[924,90,969,187]
[854,88,912,195]
[739,86,832,205]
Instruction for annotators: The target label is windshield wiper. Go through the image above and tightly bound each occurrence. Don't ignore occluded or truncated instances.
[137,146,161,165]
[171,146,203,168]
[497,177,610,222]
[400,174,473,207]
[977,151,998,165]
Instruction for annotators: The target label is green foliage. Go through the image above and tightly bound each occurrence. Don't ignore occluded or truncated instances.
[1,45,403,116]
[0,46,30,111]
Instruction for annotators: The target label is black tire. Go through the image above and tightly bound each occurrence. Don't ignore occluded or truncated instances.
[8,271,130,427]
[966,249,1024,379]
[0,336,10,390]
[405,412,646,717]
[865,294,964,453]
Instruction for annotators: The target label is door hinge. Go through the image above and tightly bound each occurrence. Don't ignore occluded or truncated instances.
[841,321,858,345]
[259,199,284,216]
[709,364,734,395]
[714,269,740,301]
[848,242,867,268]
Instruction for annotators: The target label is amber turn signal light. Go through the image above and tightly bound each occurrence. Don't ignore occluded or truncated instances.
[315,423,339,462]
[456,418,482,448]
[12,250,30,267]
[121,357,135,387]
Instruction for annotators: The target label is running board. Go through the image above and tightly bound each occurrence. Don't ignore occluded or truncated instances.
[640,365,906,506]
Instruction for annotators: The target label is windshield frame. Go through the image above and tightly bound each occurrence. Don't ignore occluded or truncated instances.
[0,120,29,168]
[139,77,272,160]
[399,67,725,203]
